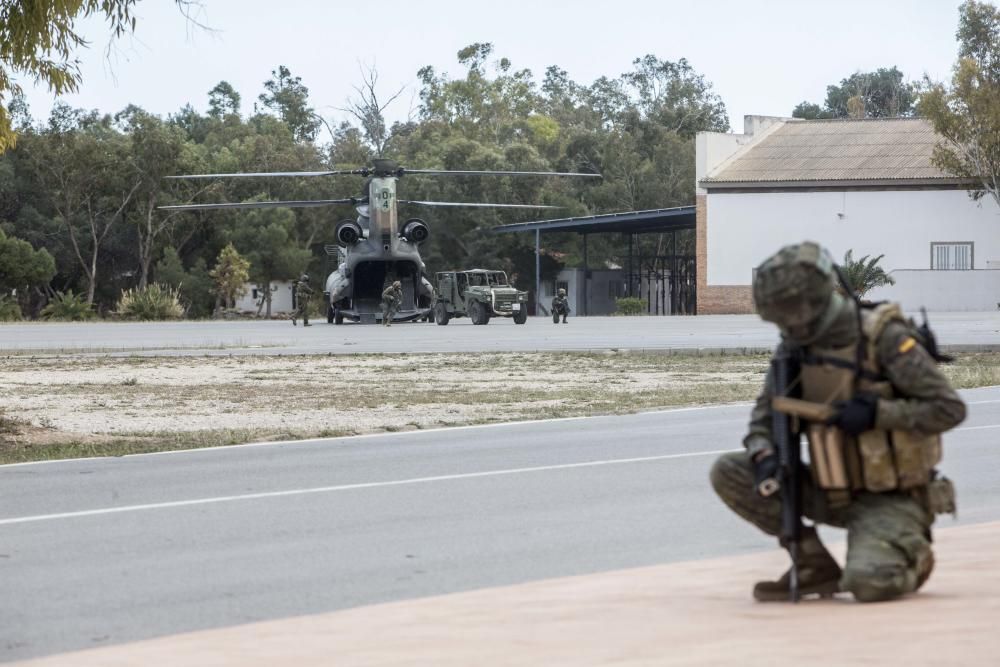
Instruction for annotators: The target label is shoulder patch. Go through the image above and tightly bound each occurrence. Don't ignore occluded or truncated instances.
[898,337,917,354]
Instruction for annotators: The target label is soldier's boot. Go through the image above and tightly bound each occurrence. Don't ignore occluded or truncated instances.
[753,527,842,602]
[291,316,297,326]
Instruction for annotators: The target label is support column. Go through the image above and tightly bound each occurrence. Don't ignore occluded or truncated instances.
[627,233,634,297]
[582,233,588,316]
[535,228,541,317]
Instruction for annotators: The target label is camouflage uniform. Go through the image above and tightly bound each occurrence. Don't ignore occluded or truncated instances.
[381,281,403,326]
[710,242,966,603]
[551,289,570,323]
[291,274,313,327]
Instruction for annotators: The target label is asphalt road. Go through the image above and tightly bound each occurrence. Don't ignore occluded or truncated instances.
[3,386,999,662]
[2,311,999,356]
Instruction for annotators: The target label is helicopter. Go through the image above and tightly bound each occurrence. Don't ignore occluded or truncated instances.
[160,158,599,324]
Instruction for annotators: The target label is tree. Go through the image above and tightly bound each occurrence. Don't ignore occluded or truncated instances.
[258,66,320,142]
[207,81,241,119]
[791,101,834,120]
[20,104,141,304]
[0,227,55,293]
[155,245,213,317]
[840,250,895,298]
[231,208,312,317]
[209,243,250,312]
[918,1,1000,209]
[0,0,195,152]
[338,62,406,156]
[792,67,915,119]
[117,106,207,288]
[622,55,730,136]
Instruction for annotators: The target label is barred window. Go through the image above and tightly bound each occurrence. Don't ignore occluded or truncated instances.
[931,243,973,270]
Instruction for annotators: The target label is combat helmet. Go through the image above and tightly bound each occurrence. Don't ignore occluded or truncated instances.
[558,288,566,296]
[753,241,844,343]
[300,273,309,282]
[392,280,401,288]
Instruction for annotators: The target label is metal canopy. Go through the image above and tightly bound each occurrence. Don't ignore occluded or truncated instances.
[490,205,698,318]
[490,206,695,235]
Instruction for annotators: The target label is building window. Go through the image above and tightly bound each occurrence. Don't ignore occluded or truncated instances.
[931,242,973,270]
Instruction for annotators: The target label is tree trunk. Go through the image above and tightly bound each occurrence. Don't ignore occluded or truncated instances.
[265,282,272,318]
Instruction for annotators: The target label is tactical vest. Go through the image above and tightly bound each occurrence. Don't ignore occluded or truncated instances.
[798,303,942,499]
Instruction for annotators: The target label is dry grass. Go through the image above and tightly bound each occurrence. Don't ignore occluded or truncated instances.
[1,350,996,464]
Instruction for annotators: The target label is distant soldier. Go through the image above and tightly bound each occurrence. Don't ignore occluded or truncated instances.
[551,288,570,324]
[291,273,313,327]
[382,280,403,326]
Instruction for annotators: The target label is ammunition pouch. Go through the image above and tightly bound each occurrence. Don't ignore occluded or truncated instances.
[808,426,941,495]
[926,475,957,516]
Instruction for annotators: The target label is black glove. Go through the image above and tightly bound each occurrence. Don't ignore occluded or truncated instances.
[826,393,879,436]
[753,453,780,497]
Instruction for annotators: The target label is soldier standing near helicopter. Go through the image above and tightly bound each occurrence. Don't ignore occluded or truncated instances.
[381,280,403,326]
[291,273,313,327]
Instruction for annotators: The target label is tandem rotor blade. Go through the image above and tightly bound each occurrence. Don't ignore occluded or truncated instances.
[403,169,601,178]
[157,198,358,211]
[398,200,562,209]
[165,170,367,180]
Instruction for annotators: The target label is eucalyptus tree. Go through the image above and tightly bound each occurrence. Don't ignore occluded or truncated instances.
[20,104,140,304]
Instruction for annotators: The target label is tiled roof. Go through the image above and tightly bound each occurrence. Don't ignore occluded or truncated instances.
[701,118,957,186]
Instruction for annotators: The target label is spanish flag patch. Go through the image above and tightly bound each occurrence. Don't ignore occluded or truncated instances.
[899,337,917,354]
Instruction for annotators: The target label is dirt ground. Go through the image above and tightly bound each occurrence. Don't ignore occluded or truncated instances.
[2,351,998,463]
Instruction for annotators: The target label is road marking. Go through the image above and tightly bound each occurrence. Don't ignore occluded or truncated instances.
[955,424,1000,432]
[0,449,737,526]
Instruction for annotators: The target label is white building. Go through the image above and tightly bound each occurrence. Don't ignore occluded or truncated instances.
[233,281,295,315]
[696,116,1000,313]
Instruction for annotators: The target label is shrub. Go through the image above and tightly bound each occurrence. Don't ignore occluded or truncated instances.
[115,284,185,321]
[40,291,95,321]
[0,295,22,321]
[615,297,647,315]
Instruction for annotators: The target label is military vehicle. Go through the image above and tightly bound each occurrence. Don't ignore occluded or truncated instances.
[434,269,528,325]
[161,159,598,324]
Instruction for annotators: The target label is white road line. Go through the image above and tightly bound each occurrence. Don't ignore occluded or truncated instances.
[0,449,737,526]
[955,424,1000,432]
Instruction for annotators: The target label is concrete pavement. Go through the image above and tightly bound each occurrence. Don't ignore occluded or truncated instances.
[16,521,999,666]
[1,311,998,356]
[3,387,1000,662]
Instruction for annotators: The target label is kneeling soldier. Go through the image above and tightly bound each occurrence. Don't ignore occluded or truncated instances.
[710,242,965,602]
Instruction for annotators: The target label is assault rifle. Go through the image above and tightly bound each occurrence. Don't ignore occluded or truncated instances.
[762,345,805,602]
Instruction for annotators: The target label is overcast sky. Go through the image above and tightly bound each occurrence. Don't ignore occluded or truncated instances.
[18,0,966,136]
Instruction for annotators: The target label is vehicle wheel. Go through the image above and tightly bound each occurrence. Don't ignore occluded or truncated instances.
[435,302,450,326]
[334,308,344,325]
[513,309,527,324]
[470,301,486,325]
[327,305,335,324]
